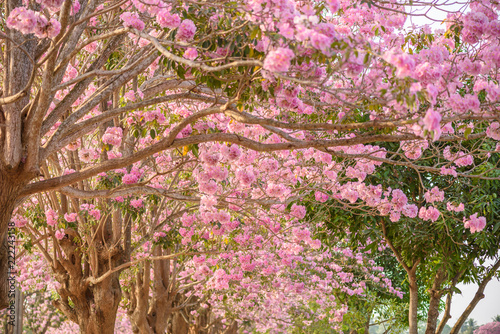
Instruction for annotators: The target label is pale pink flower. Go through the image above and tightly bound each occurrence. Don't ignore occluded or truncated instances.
[6,7,37,34]
[45,209,58,226]
[264,48,295,73]
[176,19,196,41]
[64,213,78,222]
[486,122,500,140]
[290,204,307,219]
[157,10,181,29]
[183,47,198,60]
[102,127,123,146]
[463,213,486,233]
[422,109,442,141]
[55,229,65,240]
[130,199,143,209]
[120,12,145,31]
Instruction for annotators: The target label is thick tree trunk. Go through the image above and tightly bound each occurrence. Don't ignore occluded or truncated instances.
[172,312,190,334]
[76,276,122,334]
[0,175,25,310]
[425,268,447,334]
[52,220,123,334]
[408,271,419,334]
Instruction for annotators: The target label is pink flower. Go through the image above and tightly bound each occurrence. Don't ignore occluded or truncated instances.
[71,0,81,15]
[199,180,218,195]
[64,213,78,222]
[6,7,37,35]
[446,202,464,212]
[424,186,444,203]
[37,0,65,10]
[475,322,500,334]
[464,213,486,233]
[486,122,500,140]
[326,0,340,12]
[33,15,61,39]
[157,10,181,29]
[422,109,442,141]
[402,204,418,218]
[418,206,440,222]
[102,127,123,146]
[13,215,28,228]
[130,199,143,209]
[222,145,242,161]
[290,204,306,219]
[45,209,58,226]
[78,148,98,163]
[383,49,415,78]
[266,182,287,198]
[89,209,101,220]
[264,48,295,73]
[236,169,256,186]
[55,229,65,240]
[176,19,196,41]
[183,47,198,60]
[120,12,145,31]
[391,189,408,211]
[123,173,139,184]
[315,191,329,203]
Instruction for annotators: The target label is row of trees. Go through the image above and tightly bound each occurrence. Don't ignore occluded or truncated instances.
[1,0,500,332]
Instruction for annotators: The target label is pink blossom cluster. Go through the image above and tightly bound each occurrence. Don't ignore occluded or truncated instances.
[401,140,429,160]
[424,186,444,203]
[45,209,58,226]
[464,213,487,233]
[383,48,416,78]
[422,109,442,141]
[122,168,143,184]
[36,0,64,11]
[7,7,61,38]
[264,48,295,73]
[447,93,480,114]
[120,12,145,31]
[157,9,181,29]
[102,127,123,146]
[78,148,99,163]
[486,122,500,140]
[176,19,197,41]
[184,47,198,60]
[80,203,101,220]
[474,322,500,334]
[418,206,441,222]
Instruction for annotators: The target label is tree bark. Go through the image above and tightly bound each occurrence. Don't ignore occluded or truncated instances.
[425,267,447,334]
[408,269,419,334]
[0,174,26,310]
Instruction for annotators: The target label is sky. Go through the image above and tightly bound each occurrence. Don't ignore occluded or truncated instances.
[447,278,500,326]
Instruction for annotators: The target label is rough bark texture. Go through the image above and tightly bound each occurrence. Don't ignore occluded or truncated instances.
[51,212,124,334]
[408,269,419,334]
[424,267,447,334]
[0,173,27,310]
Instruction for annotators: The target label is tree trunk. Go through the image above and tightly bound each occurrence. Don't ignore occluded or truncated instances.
[425,268,447,334]
[408,270,419,334]
[76,277,122,334]
[0,174,25,310]
[52,223,123,334]
[172,312,190,334]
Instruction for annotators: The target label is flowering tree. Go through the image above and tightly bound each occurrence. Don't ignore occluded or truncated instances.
[1,0,500,332]
[475,322,500,334]
[317,155,500,334]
